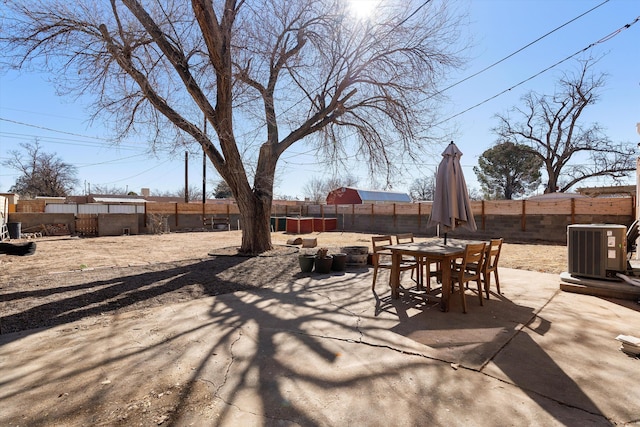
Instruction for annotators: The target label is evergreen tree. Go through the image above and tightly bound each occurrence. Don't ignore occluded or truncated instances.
[473,142,542,199]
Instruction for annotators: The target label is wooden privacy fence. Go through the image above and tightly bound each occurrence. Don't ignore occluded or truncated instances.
[143,197,634,231]
[11,197,635,243]
[75,214,98,236]
[145,202,236,228]
[304,197,634,229]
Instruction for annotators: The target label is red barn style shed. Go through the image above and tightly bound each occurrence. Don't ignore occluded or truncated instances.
[326,187,411,205]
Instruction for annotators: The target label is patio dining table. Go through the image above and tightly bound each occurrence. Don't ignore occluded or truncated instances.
[386,240,477,312]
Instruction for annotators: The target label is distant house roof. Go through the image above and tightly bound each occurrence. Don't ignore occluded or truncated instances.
[355,189,411,203]
[576,185,635,197]
[92,197,148,204]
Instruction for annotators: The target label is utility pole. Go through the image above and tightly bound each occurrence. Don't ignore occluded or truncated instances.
[184,151,189,203]
[203,115,207,205]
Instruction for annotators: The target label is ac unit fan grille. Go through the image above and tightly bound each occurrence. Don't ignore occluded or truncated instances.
[569,229,602,277]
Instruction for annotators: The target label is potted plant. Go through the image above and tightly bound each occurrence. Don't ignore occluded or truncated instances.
[314,248,333,274]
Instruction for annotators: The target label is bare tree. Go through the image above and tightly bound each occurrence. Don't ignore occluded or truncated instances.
[176,185,204,202]
[151,186,204,201]
[2,0,466,252]
[3,141,79,197]
[493,58,635,194]
[302,177,327,204]
[408,176,435,201]
[303,174,359,203]
[90,185,134,195]
[324,174,359,194]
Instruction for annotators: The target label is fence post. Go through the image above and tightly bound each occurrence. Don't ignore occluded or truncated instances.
[175,203,179,227]
[393,203,397,227]
[521,200,526,231]
[481,200,486,230]
[371,203,374,226]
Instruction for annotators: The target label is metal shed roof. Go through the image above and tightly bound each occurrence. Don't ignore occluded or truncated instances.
[355,189,411,203]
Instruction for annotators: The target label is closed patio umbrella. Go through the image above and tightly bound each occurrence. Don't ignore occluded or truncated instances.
[428,141,477,244]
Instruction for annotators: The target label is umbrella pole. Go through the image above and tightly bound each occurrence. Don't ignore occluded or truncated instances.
[444,233,447,245]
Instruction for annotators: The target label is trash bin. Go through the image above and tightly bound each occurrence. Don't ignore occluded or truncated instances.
[8,222,21,239]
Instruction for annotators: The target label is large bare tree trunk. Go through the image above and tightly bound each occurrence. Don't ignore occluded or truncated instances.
[235,191,273,254]
[3,1,470,254]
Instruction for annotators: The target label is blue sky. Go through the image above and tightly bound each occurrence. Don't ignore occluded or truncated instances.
[1,0,638,198]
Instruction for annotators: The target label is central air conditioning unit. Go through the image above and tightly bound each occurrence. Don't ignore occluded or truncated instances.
[567,224,627,279]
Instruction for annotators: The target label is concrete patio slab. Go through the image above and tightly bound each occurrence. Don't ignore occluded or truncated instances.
[1,267,638,426]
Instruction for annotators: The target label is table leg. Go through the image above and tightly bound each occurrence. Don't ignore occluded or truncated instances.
[440,256,451,312]
[391,252,401,298]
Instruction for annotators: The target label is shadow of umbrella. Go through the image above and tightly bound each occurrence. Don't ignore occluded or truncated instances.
[428,141,477,243]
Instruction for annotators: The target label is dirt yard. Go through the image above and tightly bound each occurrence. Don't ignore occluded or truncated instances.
[0,230,566,335]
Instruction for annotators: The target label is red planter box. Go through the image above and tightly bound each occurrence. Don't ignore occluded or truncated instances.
[313,218,337,232]
[286,217,314,234]
[286,217,337,234]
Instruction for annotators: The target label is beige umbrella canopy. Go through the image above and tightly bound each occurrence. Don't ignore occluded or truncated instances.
[427,142,477,243]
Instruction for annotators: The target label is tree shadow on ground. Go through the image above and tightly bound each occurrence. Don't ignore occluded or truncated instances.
[384,285,614,426]
[0,254,297,338]
[0,262,626,425]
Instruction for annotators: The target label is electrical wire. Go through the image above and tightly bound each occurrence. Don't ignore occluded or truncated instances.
[98,158,173,185]
[281,0,617,168]
[431,0,611,100]
[0,117,107,141]
[1,2,634,190]
[436,14,640,127]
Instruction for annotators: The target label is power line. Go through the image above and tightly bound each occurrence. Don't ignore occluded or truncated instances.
[0,131,146,152]
[0,117,107,141]
[3,3,632,183]
[431,0,611,100]
[93,158,174,185]
[436,14,640,127]
[283,0,615,169]
[395,0,432,28]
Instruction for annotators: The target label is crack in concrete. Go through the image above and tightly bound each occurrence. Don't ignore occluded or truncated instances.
[279,285,617,423]
[479,288,562,372]
[212,328,243,399]
[303,280,366,341]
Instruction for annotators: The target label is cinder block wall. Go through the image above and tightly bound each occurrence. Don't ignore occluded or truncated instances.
[97,214,139,236]
[7,198,634,245]
[154,214,240,232]
[7,213,76,235]
[327,213,634,244]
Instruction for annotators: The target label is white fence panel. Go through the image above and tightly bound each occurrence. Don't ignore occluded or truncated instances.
[107,204,138,214]
[45,204,78,214]
[78,204,109,214]
[43,203,144,214]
